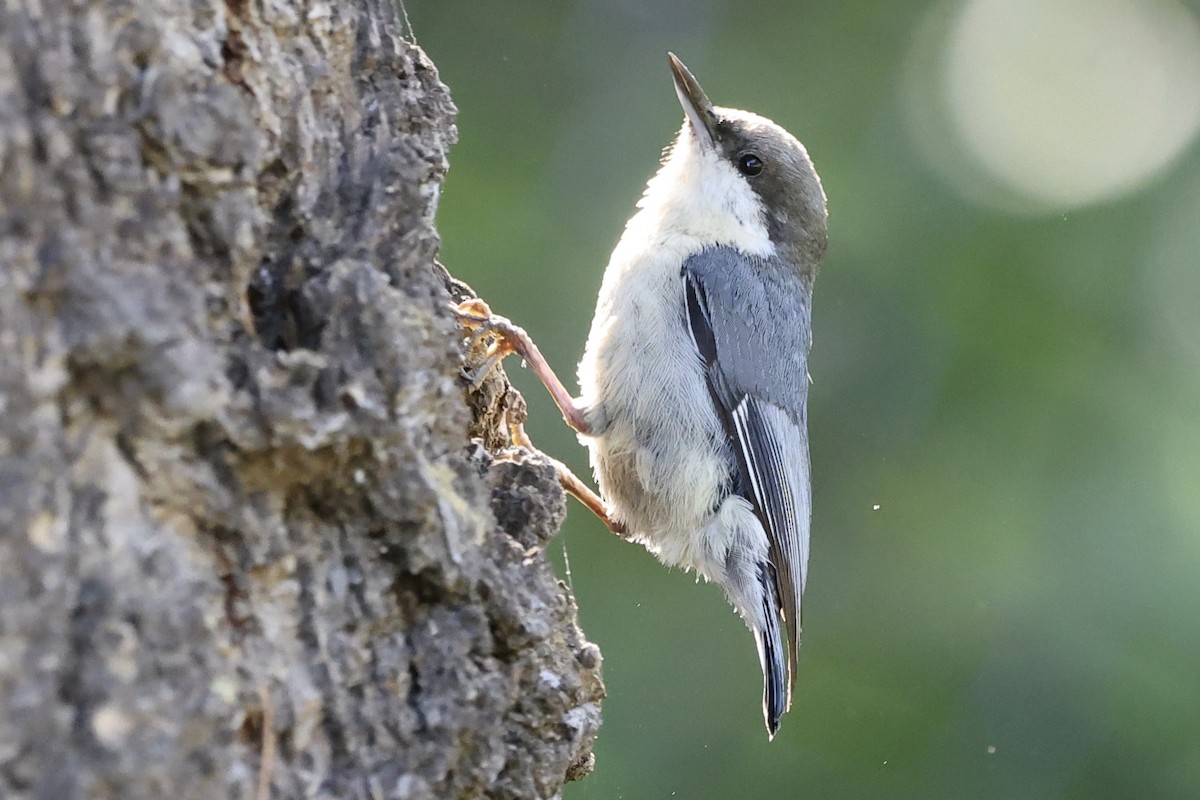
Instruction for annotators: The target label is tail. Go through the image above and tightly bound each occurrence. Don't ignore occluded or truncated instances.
[754,564,789,739]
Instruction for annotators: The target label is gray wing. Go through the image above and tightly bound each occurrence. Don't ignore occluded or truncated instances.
[682,246,813,692]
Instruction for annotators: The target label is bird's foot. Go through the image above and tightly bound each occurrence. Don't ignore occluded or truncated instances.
[452,297,593,435]
[452,299,533,388]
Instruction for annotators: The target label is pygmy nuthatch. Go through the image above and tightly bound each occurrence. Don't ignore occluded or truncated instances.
[458,53,827,738]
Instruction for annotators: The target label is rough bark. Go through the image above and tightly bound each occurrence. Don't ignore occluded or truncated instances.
[0,1,602,798]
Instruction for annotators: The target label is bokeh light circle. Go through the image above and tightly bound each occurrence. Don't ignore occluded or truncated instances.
[907,0,1200,212]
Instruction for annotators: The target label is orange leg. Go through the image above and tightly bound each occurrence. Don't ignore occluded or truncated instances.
[507,419,626,538]
[453,298,625,537]
[454,299,593,435]
[557,462,628,538]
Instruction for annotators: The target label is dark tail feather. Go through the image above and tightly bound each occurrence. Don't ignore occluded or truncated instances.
[755,565,789,739]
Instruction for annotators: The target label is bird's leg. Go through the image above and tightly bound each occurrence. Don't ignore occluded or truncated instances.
[453,299,593,435]
[507,417,628,539]
[558,465,629,539]
[452,298,625,537]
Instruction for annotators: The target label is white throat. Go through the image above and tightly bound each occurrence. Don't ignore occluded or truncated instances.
[622,124,773,258]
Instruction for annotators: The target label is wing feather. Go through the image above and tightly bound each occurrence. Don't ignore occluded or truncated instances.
[732,397,811,690]
[683,248,813,696]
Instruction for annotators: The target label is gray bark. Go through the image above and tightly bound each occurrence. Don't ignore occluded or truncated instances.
[0,1,602,798]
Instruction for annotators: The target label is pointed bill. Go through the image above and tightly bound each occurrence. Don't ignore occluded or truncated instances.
[668,52,718,151]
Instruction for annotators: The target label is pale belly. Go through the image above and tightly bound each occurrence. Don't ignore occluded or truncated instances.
[578,265,731,569]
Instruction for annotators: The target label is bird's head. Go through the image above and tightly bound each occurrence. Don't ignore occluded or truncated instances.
[640,53,828,272]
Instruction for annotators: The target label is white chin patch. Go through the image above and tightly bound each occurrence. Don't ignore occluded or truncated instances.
[642,130,771,256]
[676,134,768,253]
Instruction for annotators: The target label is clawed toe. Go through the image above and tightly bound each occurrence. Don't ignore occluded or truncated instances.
[462,352,503,389]
[451,301,529,369]
[452,300,522,386]
[452,298,494,326]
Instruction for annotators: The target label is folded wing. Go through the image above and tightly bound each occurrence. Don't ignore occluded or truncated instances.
[682,246,813,698]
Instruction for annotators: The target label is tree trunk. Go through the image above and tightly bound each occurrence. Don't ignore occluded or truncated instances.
[0,1,602,798]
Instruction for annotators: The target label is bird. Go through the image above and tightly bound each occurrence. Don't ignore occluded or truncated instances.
[456,52,827,738]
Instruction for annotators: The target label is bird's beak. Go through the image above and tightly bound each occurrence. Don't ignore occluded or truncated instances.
[668,52,718,151]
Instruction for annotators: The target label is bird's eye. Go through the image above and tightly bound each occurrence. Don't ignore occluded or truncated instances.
[737,153,764,176]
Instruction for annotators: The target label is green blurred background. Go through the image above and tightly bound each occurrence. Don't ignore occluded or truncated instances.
[406,1,1200,797]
